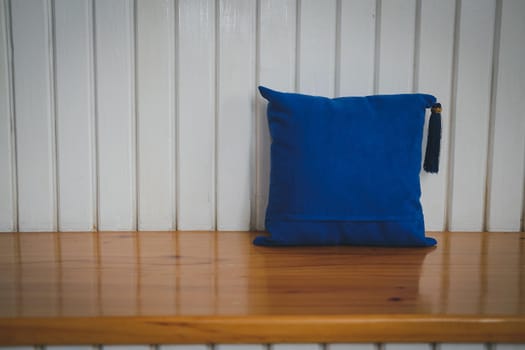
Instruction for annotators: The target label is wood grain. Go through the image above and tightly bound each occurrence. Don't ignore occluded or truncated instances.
[0,231,523,344]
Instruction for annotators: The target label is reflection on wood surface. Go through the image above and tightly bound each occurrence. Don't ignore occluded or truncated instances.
[0,231,523,318]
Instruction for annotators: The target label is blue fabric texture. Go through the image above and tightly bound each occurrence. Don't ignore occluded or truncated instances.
[254,86,437,247]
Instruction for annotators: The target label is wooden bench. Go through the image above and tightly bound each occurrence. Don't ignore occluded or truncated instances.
[0,231,524,345]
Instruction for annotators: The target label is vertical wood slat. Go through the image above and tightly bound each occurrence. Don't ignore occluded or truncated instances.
[216,346,266,350]
[54,0,96,231]
[377,0,416,94]
[160,346,211,350]
[271,344,322,350]
[10,0,57,231]
[487,0,525,232]
[493,345,525,350]
[436,345,487,350]
[136,0,176,230]
[255,0,296,231]
[418,0,456,231]
[46,344,97,350]
[448,0,496,231]
[94,0,136,230]
[338,0,376,96]
[297,0,337,96]
[177,0,216,230]
[383,345,431,350]
[102,346,149,350]
[0,0,15,231]
[217,0,256,230]
[327,344,378,350]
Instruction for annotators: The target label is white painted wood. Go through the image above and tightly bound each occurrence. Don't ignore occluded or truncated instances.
[338,0,376,96]
[448,0,496,231]
[0,0,15,232]
[271,345,322,350]
[297,0,337,96]
[255,0,296,231]
[47,346,97,350]
[2,0,525,233]
[436,345,487,350]
[102,347,149,350]
[160,346,210,350]
[487,0,525,231]
[11,0,57,231]
[54,0,96,231]
[94,0,136,230]
[327,344,377,350]
[383,345,431,350]
[417,0,456,231]
[177,0,216,230]
[377,0,416,94]
[493,345,525,350]
[217,0,256,230]
[216,346,266,350]
[136,0,176,230]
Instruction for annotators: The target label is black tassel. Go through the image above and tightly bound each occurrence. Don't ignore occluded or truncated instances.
[423,103,442,173]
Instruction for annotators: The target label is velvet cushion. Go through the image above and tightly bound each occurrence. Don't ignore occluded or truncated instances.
[254,86,437,247]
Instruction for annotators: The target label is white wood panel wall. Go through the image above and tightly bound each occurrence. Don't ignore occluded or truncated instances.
[0,0,524,232]
[0,0,15,231]
[54,0,96,231]
[136,0,176,231]
[10,0,57,231]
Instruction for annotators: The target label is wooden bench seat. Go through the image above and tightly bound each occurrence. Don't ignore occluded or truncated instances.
[0,231,523,345]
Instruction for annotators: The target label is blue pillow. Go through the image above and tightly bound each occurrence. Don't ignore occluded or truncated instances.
[254,86,440,247]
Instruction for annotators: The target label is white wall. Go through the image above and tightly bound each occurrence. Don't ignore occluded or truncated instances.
[0,0,524,232]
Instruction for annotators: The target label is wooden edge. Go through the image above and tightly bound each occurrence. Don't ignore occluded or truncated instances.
[1,315,524,345]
